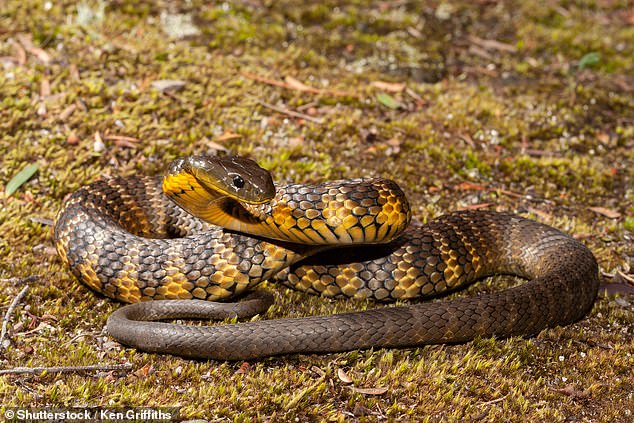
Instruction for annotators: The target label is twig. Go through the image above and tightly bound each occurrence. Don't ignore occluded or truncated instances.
[0,363,133,376]
[496,188,523,199]
[459,202,496,211]
[241,70,291,90]
[241,71,353,98]
[0,285,29,350]
[29,216,54,226]
[0,275,40,285]
[617,270,634,285]
[253,98,324,124]
[61,332,90,347]
[405,87,425,104]
[296,101,318,112]
[478,395,507,406]
[104,135,140,143]
[468,35,517,53]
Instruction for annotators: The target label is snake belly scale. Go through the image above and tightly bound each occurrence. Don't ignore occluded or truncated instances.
[54,155,599,360]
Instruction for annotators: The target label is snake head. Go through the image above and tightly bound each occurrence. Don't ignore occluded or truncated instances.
[166,155,276,204]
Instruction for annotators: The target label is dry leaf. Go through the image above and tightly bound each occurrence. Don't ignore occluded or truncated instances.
[235,362,251,374]
[287,136,304,148]
[215,132,243,142]
[12,41,26,65]
[596,132,610,144]
[407,26,423,39]
[284,76,318,92]
[204,139,229,153]
[349,386,388,395]
[40,77,51,97]
[588,207,621,219]
[17,34,51,63]
[371,80,406,92]
[552,384,590,399]
[69,64,80,81]
[455,182,487,191]
[135,363,154,378]
[30,47,51,63]
[352,404,373,417]
[23,190,35,202]
[113,139,137,148]
[151,79,186,92]
[337,368,353,384]
[310,366,326,377]
[386,138,402,147]
[385,138,402,155]
[59,104,77,121]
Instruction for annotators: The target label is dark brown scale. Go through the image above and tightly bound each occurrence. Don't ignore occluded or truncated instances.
[55,174,599,360]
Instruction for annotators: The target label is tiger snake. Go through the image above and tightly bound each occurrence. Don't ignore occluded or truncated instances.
[54,155,599,360]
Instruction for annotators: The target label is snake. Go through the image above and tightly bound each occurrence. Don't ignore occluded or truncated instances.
[54,155,599,360]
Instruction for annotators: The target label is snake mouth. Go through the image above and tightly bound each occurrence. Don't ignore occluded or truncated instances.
[162,156,276,230]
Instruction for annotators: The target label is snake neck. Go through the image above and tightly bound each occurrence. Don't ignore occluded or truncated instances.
[163,174,411,246]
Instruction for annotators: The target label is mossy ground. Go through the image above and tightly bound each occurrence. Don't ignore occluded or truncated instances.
[1,1,633,421]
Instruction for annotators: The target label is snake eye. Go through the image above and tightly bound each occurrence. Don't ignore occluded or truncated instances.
[232,175,245,189]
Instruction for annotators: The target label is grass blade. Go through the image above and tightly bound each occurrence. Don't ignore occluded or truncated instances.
[5,163,39,197]
[578,52,600,69]
[376,92,401,109]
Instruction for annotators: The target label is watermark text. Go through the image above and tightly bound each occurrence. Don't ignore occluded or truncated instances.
[4,407,179,422]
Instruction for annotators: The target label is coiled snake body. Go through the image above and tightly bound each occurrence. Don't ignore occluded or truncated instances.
[54,156,599,360]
